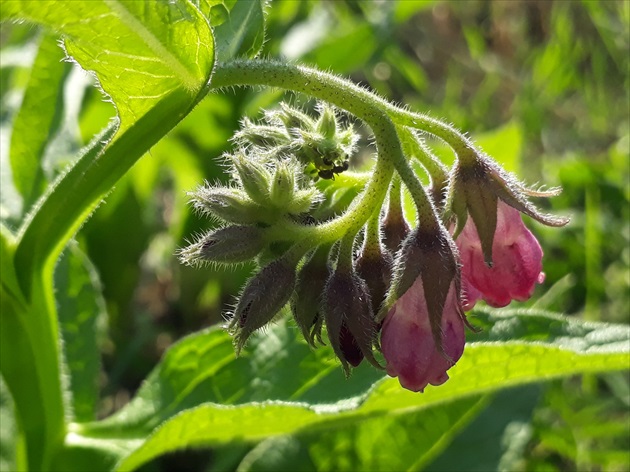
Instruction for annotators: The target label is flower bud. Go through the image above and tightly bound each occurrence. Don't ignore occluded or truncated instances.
[447,151,568,307]
[323,268,381,375]
[456,201,545,308]
[355,244,393,318]
[188,186,265,224]
[276,102,316,135]
[382,207,410,253]
[448,152,568,266]
[229,258,297,353]
[233,119,291,148]
[316,104,338,139]
[232,153,272,204]
[291,248,330,346]
[270,162,295,208]
[382,280,465,392]
[178,225,266,266]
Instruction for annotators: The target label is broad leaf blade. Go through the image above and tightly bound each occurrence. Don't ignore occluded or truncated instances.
[238,394,489,472]
[84,311,629,471]
[1,0,214,131]
[56,243,107,422]
[88,321,382,434]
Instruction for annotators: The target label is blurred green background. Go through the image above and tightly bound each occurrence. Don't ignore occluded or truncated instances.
[1,1,628,470]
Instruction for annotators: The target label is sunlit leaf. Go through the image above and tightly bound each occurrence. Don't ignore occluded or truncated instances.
[239,394,489,472]
[1,0,214,132]
[73,310,629,471]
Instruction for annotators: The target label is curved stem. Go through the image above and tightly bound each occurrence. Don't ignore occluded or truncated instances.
[398,126,449,189]
[337,231,357,272]
[362,210,381,256]
[395,156,439,232]
[387,174,404,221]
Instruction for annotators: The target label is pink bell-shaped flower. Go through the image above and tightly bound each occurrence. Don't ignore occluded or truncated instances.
[381,280,465,392]
[457,201,545,308]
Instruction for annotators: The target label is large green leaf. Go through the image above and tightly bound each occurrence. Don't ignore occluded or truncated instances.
[9,31,68,208]
[86,320,382,434]
[71,310,629,471]
[1,0,214,132]
[56,243,107,422]
[238,394,489,472]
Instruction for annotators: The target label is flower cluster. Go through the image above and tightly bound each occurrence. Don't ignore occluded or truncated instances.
[180,102,567,393]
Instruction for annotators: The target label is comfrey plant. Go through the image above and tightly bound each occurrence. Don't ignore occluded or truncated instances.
[5,3,628,471]
[179,96,568,392]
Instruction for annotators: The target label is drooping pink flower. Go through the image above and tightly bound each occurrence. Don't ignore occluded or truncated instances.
[456,201,545,308]
[381,279,465,392]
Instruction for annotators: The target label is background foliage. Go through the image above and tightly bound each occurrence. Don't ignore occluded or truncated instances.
[1,1,628,471]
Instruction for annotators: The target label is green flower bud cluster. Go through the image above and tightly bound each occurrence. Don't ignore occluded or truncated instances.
[233,102,358,180]
[178,103,364,270]
[177,152,321,268]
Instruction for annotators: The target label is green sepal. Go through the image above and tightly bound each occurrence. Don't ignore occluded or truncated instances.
[270,162,295,208]
[189,187,272,225]
[232,153,272,205]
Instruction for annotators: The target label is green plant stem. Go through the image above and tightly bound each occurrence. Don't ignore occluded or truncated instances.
[337,231,357,272]
[387,175,404,220]
[395,154,440,232]
[398,126,449,192]
[11,87,212,471]
[362,211,382,255]
[360,92,479,165]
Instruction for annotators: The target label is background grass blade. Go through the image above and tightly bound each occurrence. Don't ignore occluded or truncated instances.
[9,32,68,211]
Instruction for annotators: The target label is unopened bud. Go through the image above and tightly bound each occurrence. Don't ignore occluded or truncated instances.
[234,119,291,148]
[270,162,295,208]
[233,153,271,204]
[291,248,330,346]
[277,102,316,135]
[316,104,338,139]
[323,269,381,375]
[178,225,266,266]
[189,186,264,224]
[337,126,359,154]
[382,208,410,253]
[229,258,297,353]
[355,245,393,317]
